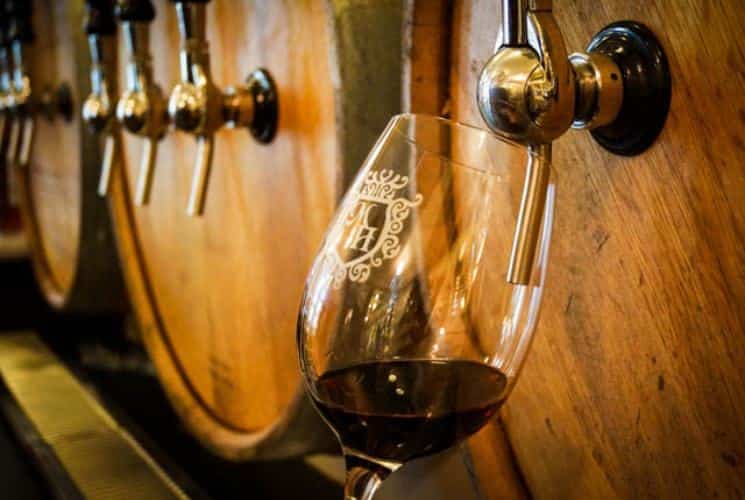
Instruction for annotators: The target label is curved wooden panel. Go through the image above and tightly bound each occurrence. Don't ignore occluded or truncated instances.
[108,1,516,470]
[26,0,81,297]
[110,0,361,459]
[16,0,125,312]
[451,1,745,497]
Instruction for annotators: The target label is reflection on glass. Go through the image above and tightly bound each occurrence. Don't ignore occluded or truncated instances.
[298,114,554,500]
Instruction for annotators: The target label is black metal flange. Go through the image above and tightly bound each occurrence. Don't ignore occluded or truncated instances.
[588,21,671,156]
[246,68,279,144]
[41,82,75,123]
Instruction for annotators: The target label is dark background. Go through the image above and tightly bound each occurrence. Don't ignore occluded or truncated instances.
[0,257,342,500]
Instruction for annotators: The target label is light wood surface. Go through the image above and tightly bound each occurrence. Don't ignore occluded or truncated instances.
[108,2,745,497]
[16,0,125,312]
[110,0,351,459]
[451,0,745,498]
[26,0,81,297]
[108,5,527,495]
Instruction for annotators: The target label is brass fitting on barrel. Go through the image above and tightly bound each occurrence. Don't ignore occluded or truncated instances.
[4,2,36,170]
[4,2,75,171]
[114,0,168,206]
[477,0,670,284]
[82,0,119,197]
[167,0,278,217]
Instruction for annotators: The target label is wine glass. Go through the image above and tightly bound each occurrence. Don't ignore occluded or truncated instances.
[297,113,554,500]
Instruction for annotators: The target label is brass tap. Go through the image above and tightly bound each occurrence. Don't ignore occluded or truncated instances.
[3,2,75,171]
[476,0,650,285]
[4,2,36,170]
[114,0,167,205]
[82,0,119,196]
[168,0,278,217]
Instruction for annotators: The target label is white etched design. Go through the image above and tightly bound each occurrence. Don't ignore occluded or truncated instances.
[326,169,422,289]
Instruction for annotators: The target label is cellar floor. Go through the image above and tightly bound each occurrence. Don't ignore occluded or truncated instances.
[0,258,343,500]
[0,408,49,499]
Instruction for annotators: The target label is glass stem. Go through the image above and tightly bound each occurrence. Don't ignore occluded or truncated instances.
[343,455,390,500]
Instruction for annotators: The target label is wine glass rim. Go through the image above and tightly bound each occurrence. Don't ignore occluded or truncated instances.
[391,113,538,156]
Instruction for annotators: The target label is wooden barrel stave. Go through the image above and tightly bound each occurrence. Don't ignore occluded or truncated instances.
[16,0,125,312]
[450,0,745,498]
[105,2,745,497]
[110,0,392,459]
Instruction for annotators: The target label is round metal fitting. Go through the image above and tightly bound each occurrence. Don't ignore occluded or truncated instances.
[168,81,207,133]
[245,68,278,144]
[587,21,671,156]
[477,46,546,144]
[40,82,74,122]
[116,89,150,134]
[569,52,623,130]
[82,91,112,132]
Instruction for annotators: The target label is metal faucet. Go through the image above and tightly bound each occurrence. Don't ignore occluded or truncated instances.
[4,1,35,170]
[114,0,167,206]
[82,0,119,196]
[3,1,75,172]
[168,0,278,216]
[477,0,669,284]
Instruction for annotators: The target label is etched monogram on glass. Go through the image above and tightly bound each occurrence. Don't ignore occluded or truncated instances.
[325,169,422,288]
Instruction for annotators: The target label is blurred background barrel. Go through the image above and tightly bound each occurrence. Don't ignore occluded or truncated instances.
[15,0,126,312]
[106,0,423,460]
[448,1,745,498]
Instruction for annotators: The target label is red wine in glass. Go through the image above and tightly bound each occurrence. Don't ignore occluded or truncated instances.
[312,359,508,465]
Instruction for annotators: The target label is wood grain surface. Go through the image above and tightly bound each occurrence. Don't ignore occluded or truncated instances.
[16,0,125,312]
[109,0,364,459]
[26,0,81,297]
[107,1,745,496]
[450,0,745,498]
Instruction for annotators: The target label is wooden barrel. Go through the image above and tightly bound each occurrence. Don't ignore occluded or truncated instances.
[15,0,125,312]
[1,12,24,254]
[106,0,425,460]
[443,1,745,498]
[106,3,745,495]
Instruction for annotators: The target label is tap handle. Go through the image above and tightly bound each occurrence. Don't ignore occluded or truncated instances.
[17,115,34,167]
[114,0,155,22]
[134,136,157,205]
[501,0,527,47]
[5,118,19,163]
[40,82,74,122]
[85,0,117,36]
[97,134,116,196]
[7,116,34,168]
[186,135,212,216]
[84,1,117,198]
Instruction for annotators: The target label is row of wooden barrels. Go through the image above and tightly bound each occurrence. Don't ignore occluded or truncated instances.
[0,0,743,498]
